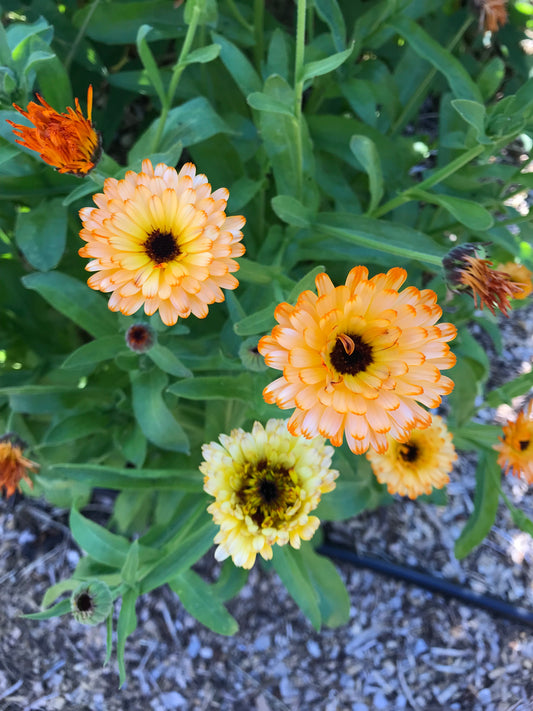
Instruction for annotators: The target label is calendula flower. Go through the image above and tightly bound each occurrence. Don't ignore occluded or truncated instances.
[366,415,457,499]
[495,262,532,300]
[125,322,156,353]
[494,401,533,483]
[443,243,524,316]
[79,160,245,326]
[474,0,508,33]
[7,86,101,175]
[0,434,38,498]
[201,419,338,569]
[258,267,456,455]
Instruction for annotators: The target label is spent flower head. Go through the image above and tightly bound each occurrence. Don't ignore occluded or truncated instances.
[71,580,113,625]
[0,433,38,499]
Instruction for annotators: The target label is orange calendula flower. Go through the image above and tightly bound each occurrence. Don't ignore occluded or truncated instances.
[367,415,457,499]
[495,262,533,300]
[475,0,508,33]
[7,86,101,176]
[0,434,38,499]
[443,243,524,316]
[79,159,245,326]
[201,419,338,569]
[258,267,456,455]
[494,401,533,484]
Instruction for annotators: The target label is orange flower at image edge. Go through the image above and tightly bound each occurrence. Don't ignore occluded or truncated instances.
[0,435,38,499]
[494,401,533,484]
[79,160,246,326]
[258,267,457,455]
[7,86,101,176]
[495,262,533,301]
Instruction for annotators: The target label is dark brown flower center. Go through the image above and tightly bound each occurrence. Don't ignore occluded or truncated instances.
[519,440,530,452]
[399,443,419,463]
[75,592,94,613]
[144,229,180,264]
[238,460,300,528]
[330,332,373,376]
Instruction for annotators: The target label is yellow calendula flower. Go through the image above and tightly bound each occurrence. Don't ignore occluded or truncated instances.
[366,415,457,499]
[201,419,338,569]
[495,262,533,301]
[7,86,101,176]
[494,401,533,484]
[0,434,38,499]
[258,266,456,455]
[79,159,245,326]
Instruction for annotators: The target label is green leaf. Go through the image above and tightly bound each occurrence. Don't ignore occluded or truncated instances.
[61,335,126,370]
[33,51,73,110]
[147,343,192,378]
[449,423,502,452]
[117,589,138,687]
[454,451,500,559]
[131,370,190,453]
[300,544,350,628]
[74,1,181,43]
[237,258,274,285]
[211,559,249,602]
[211,32,261,97]
[503,497,533,537]
[22,271,117,338]
[451,99,491,144]
[407,188,494,231]
[349,135,384,214]
[184,43,220,65]
[315,479,379,521]
[169,569,238,635]
[315,213,445,268]
[50,463,203,491]
[136,25,166,105]
[273,545,321,630]
[302,45,353,82]
[44,412,109,445]
[70,508,130,569]
[15,198,67,271]
[288,265,325,302]
[446,358,479,428]
[313,0,346,52]
[484,370,533,408]
[247,91,294,117]
[271,195,312,227]
[389,17,481,103]
[121,540,140,588]
[41,579,79,609]
[233,304,277,336]
[477,57,505,102]
[23,599,71,621]
[167,374,253,401]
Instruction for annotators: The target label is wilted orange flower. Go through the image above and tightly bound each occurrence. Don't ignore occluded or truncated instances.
[258,267,456,455]
[7,86,101,176]
[475,0,508,33]
[495,262,533,300]
[443,244,524,316]
[367,415,457,499]
[0,434,38,498]
[494,401,533,483]
[79,159,245,326]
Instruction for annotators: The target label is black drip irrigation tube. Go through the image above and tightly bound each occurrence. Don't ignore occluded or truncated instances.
[318,539,533,627]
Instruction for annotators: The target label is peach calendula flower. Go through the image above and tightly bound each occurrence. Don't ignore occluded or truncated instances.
[366,415,457,499]
[201,419,338,569]
[258,267,456,455]
[443,243,524,316]
[0,434,38,498]
[6,86,101,176]
[474,0,508,33]
[495,262,533,301]
[79,159,245,326]
[494,401,533,484]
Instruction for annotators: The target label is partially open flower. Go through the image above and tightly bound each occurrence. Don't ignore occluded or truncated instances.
[494,401,533,483]
[201,419,338,569]
[71,580,113,625]
[443,243,524,316]
[474,0,508,33]
[79,159,245,326]
[125,322,156,353]
[259,266,456,455]
[7,86,101,176]
[0,433,38,498]
[366,415,457,499]
[494,262,532,301]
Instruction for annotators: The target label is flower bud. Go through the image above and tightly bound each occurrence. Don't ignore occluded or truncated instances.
[125,322,156,353]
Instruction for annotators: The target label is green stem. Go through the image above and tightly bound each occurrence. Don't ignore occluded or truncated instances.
[371,143,486,219]
[293,0,307,200]
[151,6,202,153]
[64,0,102,72]
[253,0,264,73]
[226,0,253,32]
[391,15,473,135]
